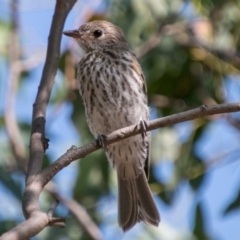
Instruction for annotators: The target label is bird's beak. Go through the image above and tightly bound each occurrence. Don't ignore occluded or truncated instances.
[63,30,80,38]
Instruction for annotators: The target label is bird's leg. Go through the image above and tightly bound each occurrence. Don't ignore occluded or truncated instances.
[140,120,147,138]
[97,134,107,152]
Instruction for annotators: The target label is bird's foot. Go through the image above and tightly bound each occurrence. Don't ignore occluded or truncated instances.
[97,134,107,152]
[140,120,147,138]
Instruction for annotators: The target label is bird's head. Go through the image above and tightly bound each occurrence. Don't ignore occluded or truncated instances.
[63,20,129,53]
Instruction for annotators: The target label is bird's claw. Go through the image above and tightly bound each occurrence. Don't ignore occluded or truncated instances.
[97,134,107,152]
[140,120,147,138]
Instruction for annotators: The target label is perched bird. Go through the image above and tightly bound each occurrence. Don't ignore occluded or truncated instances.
[63,20,160,231]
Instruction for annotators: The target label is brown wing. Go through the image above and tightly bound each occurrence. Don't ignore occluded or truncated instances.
[130,53,148,94]
[130,53,150,179]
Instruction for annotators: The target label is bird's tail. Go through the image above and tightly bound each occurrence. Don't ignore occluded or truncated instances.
[117,165,160,232]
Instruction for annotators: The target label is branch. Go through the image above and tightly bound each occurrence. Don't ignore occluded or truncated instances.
[45,183,103,240]
[8,101,236,240]
[176,31,240,72]
[135,21,186,58]
[1,1,78,240]
[40,102,240,185]
[135,19,240,73]
[2,1,103,239]
[3,6,240,239]
[0,212,49,240]
[23,0,77,220]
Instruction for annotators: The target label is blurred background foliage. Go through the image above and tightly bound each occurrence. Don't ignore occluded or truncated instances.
[1,0,240,239]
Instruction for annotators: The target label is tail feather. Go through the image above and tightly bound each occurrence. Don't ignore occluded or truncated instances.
[117,168,160,231]
[118,172,138,231]
[136,171,160,226]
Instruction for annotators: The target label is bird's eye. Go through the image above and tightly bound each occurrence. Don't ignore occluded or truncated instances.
[93,29,102,38]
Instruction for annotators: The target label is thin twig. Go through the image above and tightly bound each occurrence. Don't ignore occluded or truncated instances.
[135,22,187,58]
[47,199,60,217]
[135,19,240,73]
[45,183,103,240]
[48,218,66,227]
[176,34,240,72]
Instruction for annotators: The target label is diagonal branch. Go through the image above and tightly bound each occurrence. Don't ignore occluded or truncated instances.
[45,183,103,240]
[135,19,240,73]
[176,34,240,72]
[135,21,186,58]
[40,102,240,185]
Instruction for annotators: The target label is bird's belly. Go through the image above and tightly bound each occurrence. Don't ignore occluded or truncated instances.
[78,56,149,138]
[85,100,146,137]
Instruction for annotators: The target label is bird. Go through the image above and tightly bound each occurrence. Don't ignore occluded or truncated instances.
[63,20,160,231]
